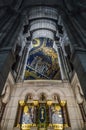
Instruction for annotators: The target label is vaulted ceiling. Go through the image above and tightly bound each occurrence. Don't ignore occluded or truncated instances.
[0,0,62,6]
[0,0,85,13]
[0,0,86,9]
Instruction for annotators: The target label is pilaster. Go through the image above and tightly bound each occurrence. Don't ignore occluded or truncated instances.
[0,49,14,94]
[0,9,26,94]
[61,10,86,98]
[72,49,86,98]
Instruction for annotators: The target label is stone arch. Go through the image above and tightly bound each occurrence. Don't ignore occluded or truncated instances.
[52,93,60,103]
[50,88,66,100]
[25,93,33,102]
[39,92,47,101]
[19,88,36,100]
[35,88,50,100]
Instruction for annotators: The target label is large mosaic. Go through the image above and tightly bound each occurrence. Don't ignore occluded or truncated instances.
[24,37,61,80]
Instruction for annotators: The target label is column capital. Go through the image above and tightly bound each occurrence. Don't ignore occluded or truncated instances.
[19,100,25,106]
[33,100,39,106]
[47,100,52,106]
[60,100,66,107]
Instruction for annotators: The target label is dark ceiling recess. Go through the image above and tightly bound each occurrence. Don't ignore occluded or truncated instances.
[0,0,64,11]
[58,25,63,34]
[20,0,63,8]
[1,0,85,14]
[23,25,29,34]
[0,0,13,6]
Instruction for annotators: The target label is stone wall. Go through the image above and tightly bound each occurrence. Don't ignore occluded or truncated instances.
[1,79,85,130]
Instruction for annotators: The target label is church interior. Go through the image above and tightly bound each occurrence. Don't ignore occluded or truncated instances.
[0,0,86,130]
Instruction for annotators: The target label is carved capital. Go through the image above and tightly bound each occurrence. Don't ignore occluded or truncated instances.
[19,100,25,106]
[60,100,66,107]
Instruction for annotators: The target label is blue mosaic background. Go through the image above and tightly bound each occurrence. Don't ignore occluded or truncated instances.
[24,38,61,80]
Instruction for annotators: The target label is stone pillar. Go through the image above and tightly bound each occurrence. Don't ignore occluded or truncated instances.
[16,100,25,127]
[33,100,39,124]
[0,102,6,124]
[47,100,52,124]
[0,10,25,95]
[79,104,86,122]
[56,44,67,80]
[72,50,86,99]
[48,106,52,123]
[21,42,31,80]
[0,49,14,95]
[16,46,28,81]
[33,106,37,123]
[60,101,69,128]
[60,5,86,98]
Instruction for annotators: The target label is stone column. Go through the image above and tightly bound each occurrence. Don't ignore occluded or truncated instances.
[33,100,39,124]
[48,106,52,124]
[56,43,67,80]
[0,49,14,94]
[60,5,86,98]
[60,101,69,128]
[0,102,6,124]
[21,42,31,80]
[0,10,25,95]
[16,46,28,81]
[16,100,25,127]
[47,101,52,125]
[79,104,86,122]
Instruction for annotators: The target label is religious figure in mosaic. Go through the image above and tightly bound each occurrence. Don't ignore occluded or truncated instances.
[22,111,33,124]
[22,105,35,124]
[51,106,63,124]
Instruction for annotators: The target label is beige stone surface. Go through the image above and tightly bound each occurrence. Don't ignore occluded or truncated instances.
[64,127,72,130]
[7,119,15,129]
[66,97,77,107]
[30,126,38,130]
[47,127,54,130]
[68,106,83,120]
[13,127,20,130]
[7,97,19,107]
[1,79,85,130]
[70,119,84,130]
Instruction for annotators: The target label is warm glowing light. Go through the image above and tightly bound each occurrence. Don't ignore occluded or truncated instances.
[47,100,52,106]
[19,100,25,106]
[60,100,66,106]
[33,100,39,106]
